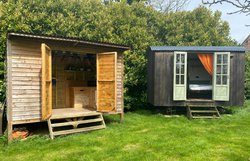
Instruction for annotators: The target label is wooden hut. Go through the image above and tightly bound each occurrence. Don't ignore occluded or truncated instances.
[6,32,130,141]
[147,46,246,118]
[242,34,250,49]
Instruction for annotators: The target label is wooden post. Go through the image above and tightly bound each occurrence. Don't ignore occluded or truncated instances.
[7,39,13,143]
[0,108,2,136]
[7,121,13,143]
[120,112,124,123]
[186,106,192,119]
[47,119,54,139]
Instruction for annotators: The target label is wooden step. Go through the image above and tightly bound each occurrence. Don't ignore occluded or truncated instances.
[186,100,215,107]
[51,112,101,120]
[186,104,215,107]
[51,118,103,128]
[190,110,218,113]
[192,116,220,119]
[53,125,106,136]
[48,112,106,139]
[187,106,221,119]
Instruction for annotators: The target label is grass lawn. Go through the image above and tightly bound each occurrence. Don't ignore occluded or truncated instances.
[0,103,250,161]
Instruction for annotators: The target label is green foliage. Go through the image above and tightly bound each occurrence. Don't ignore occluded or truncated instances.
[245,53,250,99]
[0,1,235,110]
[159,7,235,46]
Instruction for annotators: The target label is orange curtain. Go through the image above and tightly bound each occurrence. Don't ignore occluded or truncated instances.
[197,54,213,76]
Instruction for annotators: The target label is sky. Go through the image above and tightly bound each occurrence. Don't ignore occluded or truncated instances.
[186,0,250,43]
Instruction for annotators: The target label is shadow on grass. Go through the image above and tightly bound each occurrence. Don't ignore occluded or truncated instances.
[129,104,187,118]
[128,101,248,118]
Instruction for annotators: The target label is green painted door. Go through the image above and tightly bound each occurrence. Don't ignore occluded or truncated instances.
[213,52,230,101]
[173,51,187,101]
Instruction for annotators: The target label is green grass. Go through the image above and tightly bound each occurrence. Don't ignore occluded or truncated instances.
[1,103,250,161]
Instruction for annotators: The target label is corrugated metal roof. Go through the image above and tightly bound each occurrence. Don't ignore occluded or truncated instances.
[150,46,246,52]
[8,32,130,50]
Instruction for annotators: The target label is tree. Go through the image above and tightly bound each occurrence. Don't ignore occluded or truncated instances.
[0,1,235,110]
[202,0,250,15]
[149,0,190,12]
[126,0,148,5]
[116,0,189,12]
[158,7,235,46]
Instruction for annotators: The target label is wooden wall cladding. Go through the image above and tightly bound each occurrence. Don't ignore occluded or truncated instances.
[97,53,116,112]
[9,41,42,122]
[116,53,123,113]
[41,44,52,120]
[70,87,96,109]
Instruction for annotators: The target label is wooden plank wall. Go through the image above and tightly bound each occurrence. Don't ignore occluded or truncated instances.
[52,56,57,108]
[41,44,52,120]
[54,57,66,108]
[97,53,116,112]
[153,52,181,106]
[9,40,42,122]
[116,53,123,113]
[147,51,155,104]
[222,53,245,106]
[53,55,91,109]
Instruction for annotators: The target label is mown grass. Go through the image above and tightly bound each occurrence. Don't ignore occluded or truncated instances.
[0,103,250,161]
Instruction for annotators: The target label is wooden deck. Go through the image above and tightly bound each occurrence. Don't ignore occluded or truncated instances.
[186,99,213,102]
[51,108,98,119]
[186,99,215,107]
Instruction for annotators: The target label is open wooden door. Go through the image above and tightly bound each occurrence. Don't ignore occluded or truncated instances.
[173,51,187,101]
[213,52,230,101]
[41,43,52,120]
[97,52,117,112]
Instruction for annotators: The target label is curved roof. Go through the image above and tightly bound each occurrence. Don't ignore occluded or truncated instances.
[150,46,245,52]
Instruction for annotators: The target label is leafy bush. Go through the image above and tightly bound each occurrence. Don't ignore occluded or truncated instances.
[0,0,235,110]
[245,53,250,99]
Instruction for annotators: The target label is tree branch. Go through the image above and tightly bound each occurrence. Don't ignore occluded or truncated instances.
[202,0,250,15]
[149,0,190,13]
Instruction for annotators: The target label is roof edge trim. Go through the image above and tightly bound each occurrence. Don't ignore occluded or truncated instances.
[8,32,130,50]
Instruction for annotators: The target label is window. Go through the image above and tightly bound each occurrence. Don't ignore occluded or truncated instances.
[175,54,185,85]
[216,54,229,85]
